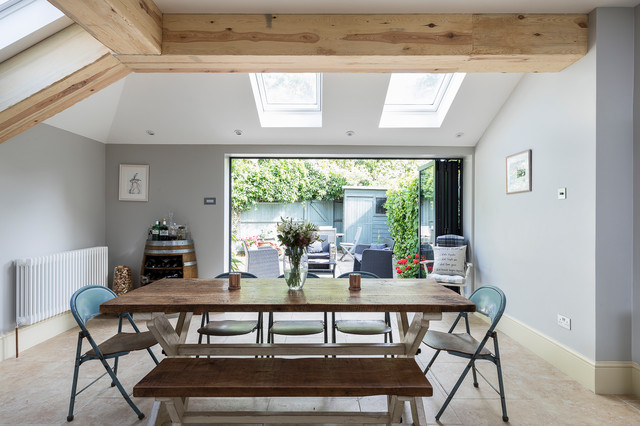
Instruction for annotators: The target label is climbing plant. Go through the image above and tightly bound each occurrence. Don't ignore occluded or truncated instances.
[385,175,419,260]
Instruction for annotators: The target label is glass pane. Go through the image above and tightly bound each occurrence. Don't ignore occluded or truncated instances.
[375,197,387,215]
[385,73,447,106]
[418,161,435,278]
[261,73,318,105]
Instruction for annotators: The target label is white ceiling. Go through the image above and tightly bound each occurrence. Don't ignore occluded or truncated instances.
[42,0,639,146]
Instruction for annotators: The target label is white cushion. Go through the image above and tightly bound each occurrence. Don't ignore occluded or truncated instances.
[430,273,466,285]
[432,246,466,276]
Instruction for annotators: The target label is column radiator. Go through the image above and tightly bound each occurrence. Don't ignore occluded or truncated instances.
[15,246,108,327]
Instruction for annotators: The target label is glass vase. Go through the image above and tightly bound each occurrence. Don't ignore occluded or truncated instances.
[283,246,308,290]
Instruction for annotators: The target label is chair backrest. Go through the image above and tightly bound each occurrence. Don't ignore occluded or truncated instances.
[70,285,117,328]
[247,246,280,278]
[435,234,465,247]
[352,226,362,246]
[381,237,395,251]
[215,272,258,279]
[337,271,380,279]
[469,285,506,329]
[317,227,337,247]
[361,249,393,278]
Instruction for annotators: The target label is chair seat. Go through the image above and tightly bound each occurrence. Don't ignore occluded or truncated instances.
[335,320,392,335]
[430,274,466,285]
[423,330,492,357]
[198,320,259,336]
[87,331,157,356]
[270,320,324,335]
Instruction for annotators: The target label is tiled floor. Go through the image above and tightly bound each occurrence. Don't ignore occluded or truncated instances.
[1,310,639,425]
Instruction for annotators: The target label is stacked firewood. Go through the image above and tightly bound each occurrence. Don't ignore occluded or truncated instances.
[113,265,133,295]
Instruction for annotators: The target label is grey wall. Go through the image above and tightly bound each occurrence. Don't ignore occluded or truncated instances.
[593,8,635,362]
[105,144,473,287]
[0,124,106,335]
[634,5,640,365]
[475,8,636,362]
[475,31,598,358]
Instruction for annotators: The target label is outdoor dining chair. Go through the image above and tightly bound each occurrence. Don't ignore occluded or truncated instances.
[198,272,262,347]
[422,285,508,422]
[67,285,159,422]
[332,271,393,345]
[339,226,362,261]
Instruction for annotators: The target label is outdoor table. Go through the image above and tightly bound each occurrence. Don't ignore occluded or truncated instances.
[100,277,474,424]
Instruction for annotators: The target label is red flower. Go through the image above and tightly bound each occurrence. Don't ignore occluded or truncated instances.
[396,267,402,273]
[413,259,419,263]
[414,254,419,258]
[427,266,433,273]
[397,259,407,265]
[404,266,411,272]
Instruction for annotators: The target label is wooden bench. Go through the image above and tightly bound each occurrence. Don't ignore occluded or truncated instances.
[134,357,433,425]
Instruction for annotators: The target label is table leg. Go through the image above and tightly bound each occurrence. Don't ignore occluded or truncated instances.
[175,312,193,344]
[147,313,181,357]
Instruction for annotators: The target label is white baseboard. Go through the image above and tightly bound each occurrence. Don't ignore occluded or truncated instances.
[476,312,640,396]
[0,312,77,362]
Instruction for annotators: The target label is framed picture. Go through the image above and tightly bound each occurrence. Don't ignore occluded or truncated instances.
[119,164,149,201]
[506,150,531,194]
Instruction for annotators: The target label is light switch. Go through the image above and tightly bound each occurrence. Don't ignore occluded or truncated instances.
[557,188,566,200]
[204,197,216,205]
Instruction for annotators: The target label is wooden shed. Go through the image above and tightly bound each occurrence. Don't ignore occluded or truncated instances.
[342,187,392,245]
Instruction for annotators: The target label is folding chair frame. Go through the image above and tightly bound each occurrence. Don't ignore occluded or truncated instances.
[422,286,508,422]
[67,286,159,422]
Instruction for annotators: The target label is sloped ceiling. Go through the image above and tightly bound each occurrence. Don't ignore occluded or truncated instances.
[42,0,638,146]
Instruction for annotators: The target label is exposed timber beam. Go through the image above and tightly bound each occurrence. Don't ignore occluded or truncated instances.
[0,25,130,144]
[116,13,588,73]
[48,0,162,54]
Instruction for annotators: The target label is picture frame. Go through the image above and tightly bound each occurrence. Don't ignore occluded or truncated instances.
[119,164,149,201]
[506,150,531,194]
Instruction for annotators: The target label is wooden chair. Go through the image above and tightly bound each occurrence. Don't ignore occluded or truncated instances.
[67,285,159,422]
[339,226,362,261]
[422,285,508,422]
[198,272,262,346]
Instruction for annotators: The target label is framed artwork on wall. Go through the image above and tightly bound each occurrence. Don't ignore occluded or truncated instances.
[506,150,531,194]
[119,164,149,201]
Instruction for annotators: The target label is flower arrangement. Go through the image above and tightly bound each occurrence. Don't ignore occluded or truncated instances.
[395,254,430,279]
[277,217,319,290]
[276,217,319,248]
[243,235,260,247]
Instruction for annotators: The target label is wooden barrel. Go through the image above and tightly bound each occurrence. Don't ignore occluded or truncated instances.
[141,240,198,284]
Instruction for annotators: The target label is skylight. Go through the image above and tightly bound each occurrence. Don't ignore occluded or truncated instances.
[249,73,322,127]
[379,73,465,128]
[0,0,70,62]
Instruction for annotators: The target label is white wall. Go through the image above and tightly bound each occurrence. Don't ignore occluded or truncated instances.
[475,36,598,358]
[105,145,473,286]
[0,124,106,335]
[633,5,640,365]
[593,8,634,363]
[475,8,636,363]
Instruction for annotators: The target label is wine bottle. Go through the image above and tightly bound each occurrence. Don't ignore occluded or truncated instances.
[152,220,160,241]
[160,218,169,241]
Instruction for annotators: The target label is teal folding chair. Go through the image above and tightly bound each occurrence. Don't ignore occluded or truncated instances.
[269,273,326,343]
[198,272,262,346]
[422,285,508,422]
[331,271,393,345]
[67,285,159,422]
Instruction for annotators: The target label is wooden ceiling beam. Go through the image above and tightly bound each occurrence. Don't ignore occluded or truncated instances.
[48,0,162,54]
[0,25,130,144]
[116,13,588,73]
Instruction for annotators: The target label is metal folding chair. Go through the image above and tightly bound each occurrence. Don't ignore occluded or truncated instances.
[269,273,326,343]
[422,285,508,422]
[331,271,393,346]
[198,272,262,346]
[67,285,159,422]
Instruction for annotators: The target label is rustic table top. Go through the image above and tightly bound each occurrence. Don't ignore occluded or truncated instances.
[100,278,475,314]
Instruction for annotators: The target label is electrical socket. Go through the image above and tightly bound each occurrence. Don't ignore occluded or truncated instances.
[557,314,571,330]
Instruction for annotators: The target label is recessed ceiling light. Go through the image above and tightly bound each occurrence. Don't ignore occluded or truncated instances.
[234,129,243,136]
[146,130,155,136]
[455,132,464,138]
[346,130,355,136]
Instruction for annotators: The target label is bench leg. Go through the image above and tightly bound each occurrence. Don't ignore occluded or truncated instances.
[408,396,426,426]
[159,397,186,425]
[388,395,404,425]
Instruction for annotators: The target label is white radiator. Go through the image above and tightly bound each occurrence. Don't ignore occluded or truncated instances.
[15,246,108,326]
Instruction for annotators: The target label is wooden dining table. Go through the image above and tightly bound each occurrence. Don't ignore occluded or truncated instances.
[100,277,475,424]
